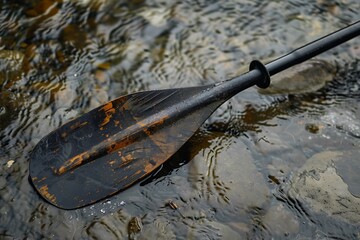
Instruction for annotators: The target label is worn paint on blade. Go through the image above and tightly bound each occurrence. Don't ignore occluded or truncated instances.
[36,177,47,183]
[99,102,116,127]
[70,121,89,130]
[144,160,160,173]
[114,120,120,127]
[56,136,135,175]
[106,138,132,153]
[137,114,169,135]
[118,154,136,168]
[100,102,113,112]
[57,108,170,175]
[39,185,56,203]
[56,152,90,175]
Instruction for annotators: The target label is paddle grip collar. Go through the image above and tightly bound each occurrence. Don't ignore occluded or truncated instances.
[249,60,270,89]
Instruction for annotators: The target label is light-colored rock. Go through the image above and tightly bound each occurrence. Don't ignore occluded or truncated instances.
[188,138,270,213]
[138,219,176,240]
[187,219,242,239]
[289,151,360,224]
[320,108,360,138]
[55,87,77,109]
[6,160,15,168]
[262,203,300,235]
[138,8,170,27]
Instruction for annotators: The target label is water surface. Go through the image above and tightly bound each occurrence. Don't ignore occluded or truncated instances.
[0,0,359,239]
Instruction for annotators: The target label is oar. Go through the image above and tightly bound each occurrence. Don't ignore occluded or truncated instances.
[29,21,360,210]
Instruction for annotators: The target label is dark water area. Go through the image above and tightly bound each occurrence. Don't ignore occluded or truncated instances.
[0,0,359,239]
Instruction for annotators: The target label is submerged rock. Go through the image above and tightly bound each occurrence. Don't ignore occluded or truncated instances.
[289,151,360,224]
[188,139,270,215]
[138,7,170,27]
[0,50,24,86]
[258,59,336,95]
[0,90,21,129]
[139,218,176,240]
[85,212,127,239]
[187,219,241,239]
[320,108,360,138]
[262,203,300,236]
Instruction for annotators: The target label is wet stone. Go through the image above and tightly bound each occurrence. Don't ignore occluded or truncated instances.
[0,91,20,129]
[289,151,360,224]
[85,210,128,239]
[0,50,24,85]
[188,139,270,216]
[86,220,123,239]
[89,88,109,109]
[138,218,176,240]
[187,219,241,239]
[334,155,360,198]
[262,203,300,236]
[138,7,170,27]
[258,59,336,95]
[0,178,6,190]
[180,209,206,220]
[55,87,77,109]
[320,108,360,138]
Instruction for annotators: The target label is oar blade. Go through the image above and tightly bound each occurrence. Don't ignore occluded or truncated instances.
[29,86,221,209]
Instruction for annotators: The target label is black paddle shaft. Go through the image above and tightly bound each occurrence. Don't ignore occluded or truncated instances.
[266,20,360,76]
[201,20,360,106]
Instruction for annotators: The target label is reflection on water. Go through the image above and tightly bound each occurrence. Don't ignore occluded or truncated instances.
[0,0,359,239]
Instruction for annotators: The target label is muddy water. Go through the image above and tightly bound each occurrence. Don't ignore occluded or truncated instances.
[0,0,359,239]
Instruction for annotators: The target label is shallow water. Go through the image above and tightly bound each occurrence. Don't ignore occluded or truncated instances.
[0,0,359,239]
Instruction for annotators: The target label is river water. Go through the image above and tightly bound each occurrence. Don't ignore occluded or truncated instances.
[0,0,359,239]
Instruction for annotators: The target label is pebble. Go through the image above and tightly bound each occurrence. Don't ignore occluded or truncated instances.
[6,160,15,168]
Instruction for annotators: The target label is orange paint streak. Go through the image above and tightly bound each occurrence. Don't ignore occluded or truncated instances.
[100,102,113,112]
[57,152,90,175]
[39,185,56,203]
[37,177,47,183]
[107,138,132,154]
[143,128,151,135]
[137,115,169,136]
[99,102,116,127]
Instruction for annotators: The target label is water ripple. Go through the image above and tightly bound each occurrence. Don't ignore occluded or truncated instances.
[0,1,359,239]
